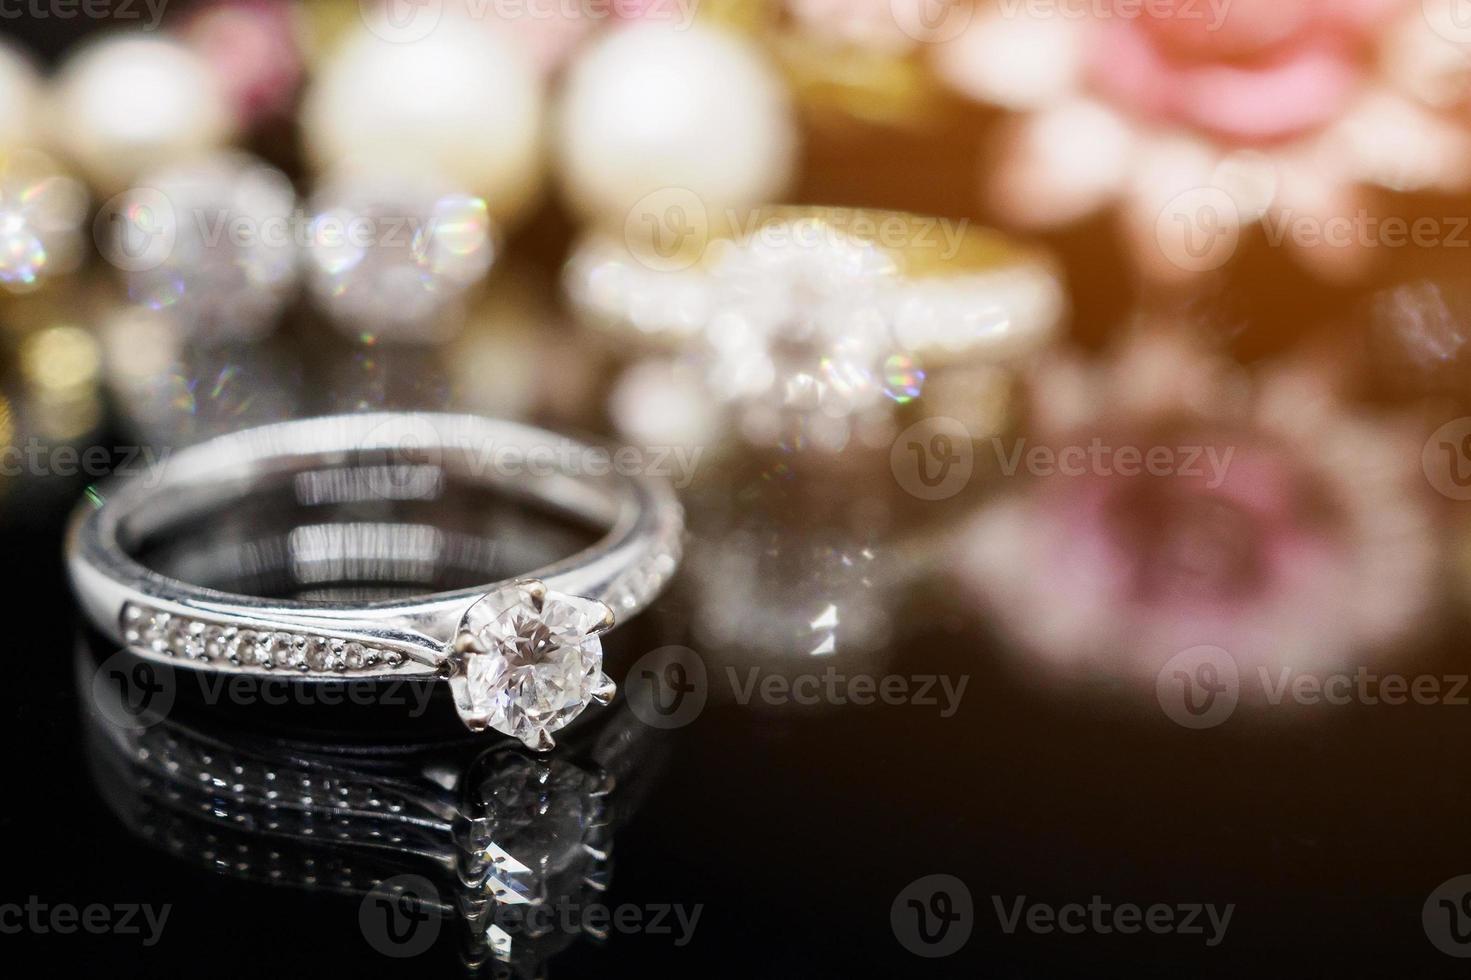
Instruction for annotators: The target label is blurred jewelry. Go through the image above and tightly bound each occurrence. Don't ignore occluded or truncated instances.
[105,151,298,342]
[67,413,684,749]
[0,148,89,294]
[301,8,545,225]
[304,170,498,342]
[566,205,1065,452]
[50,34,234,194]
[555,22,798,224]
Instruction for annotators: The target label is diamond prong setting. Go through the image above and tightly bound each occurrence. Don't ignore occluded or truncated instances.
[448,580,617,750]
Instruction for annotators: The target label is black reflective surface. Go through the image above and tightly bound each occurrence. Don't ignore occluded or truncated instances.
[6,462,1471,979]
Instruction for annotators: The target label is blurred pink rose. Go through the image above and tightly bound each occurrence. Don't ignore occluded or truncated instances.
[958,332,1439,681]
[1091,0,1409,143]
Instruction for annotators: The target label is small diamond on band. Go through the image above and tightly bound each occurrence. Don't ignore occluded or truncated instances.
[118,602,412,673]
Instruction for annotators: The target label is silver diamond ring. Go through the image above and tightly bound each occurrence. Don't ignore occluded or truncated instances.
[67,413,684,749]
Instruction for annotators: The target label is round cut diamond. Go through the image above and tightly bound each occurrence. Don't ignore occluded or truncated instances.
[450,582,615,749]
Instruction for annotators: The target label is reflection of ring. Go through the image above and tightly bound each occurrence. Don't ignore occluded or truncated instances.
[82,634,663,975]
[565,204,1067,365]
[67,413,684,749]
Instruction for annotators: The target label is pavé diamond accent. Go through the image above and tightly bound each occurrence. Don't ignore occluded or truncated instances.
[447,581,616,750]
[117,603,413,674]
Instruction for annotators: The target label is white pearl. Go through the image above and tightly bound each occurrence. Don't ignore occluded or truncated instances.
[49,35,233,193]
[555,23,798,224]
[301,16,545,225]
[0,40,40,152]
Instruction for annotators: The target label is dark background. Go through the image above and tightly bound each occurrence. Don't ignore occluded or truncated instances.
[9,7,1471,979]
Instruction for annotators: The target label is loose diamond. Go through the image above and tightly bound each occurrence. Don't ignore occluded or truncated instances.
[449,581,616,749]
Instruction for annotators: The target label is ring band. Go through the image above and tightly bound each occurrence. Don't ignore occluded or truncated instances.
[66,413,684,749]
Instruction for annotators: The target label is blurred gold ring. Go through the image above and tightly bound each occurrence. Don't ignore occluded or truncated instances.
[564,204,1067,366]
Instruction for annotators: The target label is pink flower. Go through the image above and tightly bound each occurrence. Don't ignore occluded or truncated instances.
[957,332,1439,682]
[933,0,1471,280]
[1088,0,1403,144]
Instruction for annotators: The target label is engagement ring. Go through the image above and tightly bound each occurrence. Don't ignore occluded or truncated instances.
[67,413,684,749]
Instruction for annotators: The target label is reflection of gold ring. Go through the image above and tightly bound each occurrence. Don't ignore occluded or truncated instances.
[565,204,1068,366]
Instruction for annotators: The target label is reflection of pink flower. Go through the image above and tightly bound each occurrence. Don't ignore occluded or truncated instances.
[934,0,1471,280]
[958,332,1438,680]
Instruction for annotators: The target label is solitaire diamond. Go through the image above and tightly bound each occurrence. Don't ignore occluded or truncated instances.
[448,581,616,750]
